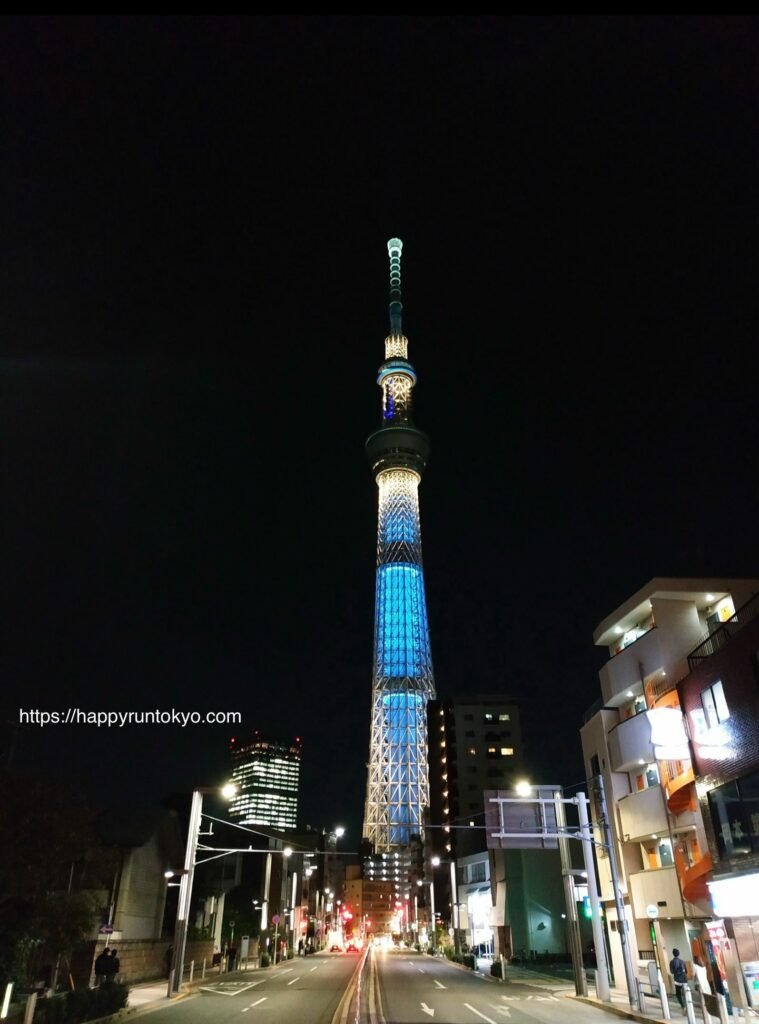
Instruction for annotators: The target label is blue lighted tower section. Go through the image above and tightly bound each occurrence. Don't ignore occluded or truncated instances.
[363,238,436,852]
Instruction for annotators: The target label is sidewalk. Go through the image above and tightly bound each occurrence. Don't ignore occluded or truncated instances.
[493,963,758,1024]
[124,955,299,1016]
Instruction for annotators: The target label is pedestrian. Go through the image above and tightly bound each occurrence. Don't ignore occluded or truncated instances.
[692,955,712,996]
[670,948,688,1010]
[104,949,119,984]
[227,945,237,972]
[298,939,304,957]
[94,948,110,987]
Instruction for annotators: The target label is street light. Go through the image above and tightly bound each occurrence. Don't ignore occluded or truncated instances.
[168,783,236,996]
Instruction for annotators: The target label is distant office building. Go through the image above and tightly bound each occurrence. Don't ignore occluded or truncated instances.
[428,693,523,862]
[427,694,535,954]
[229,733,301,830]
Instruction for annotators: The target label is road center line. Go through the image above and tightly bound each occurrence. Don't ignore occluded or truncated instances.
[309,966,318,972]
[464,1003,497,1024]
[433,981,446,989]
[287,977,298,986]
[418,967,426,973]
[250,997,267,1007]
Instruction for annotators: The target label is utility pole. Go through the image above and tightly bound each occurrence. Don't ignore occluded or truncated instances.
[594,774,639,1011]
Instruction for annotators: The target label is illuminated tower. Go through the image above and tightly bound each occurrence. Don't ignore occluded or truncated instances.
[363,238,436,852]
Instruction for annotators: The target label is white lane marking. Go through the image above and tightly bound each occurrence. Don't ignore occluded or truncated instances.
[241,1010,248,1013]
[280,968,294,974]
[287,977,298,986]
[433,980,446,990]
[418,968,426,973]
[464,1004,497,1024]
[421,1002,435,1017]
[489,1004,511,1017]
[250,997,267,1007]
[309,966,318,972]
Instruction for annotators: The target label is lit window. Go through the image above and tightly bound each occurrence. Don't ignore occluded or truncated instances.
[498,713,510,721]
[702,680,730,728]
[484,713,493,721]
[468,747,476,756]
[487,746,496,753]
[501,747,514,756]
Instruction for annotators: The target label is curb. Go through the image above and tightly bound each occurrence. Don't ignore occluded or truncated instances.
[572,994,667,1024]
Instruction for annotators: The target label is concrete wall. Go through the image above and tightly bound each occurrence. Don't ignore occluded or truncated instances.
[72,938,215,988]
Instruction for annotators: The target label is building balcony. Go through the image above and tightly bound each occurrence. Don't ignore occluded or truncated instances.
[600,627,664,706]
[628,865,685,920]
[608,712,655,772]
[618,785,668,843]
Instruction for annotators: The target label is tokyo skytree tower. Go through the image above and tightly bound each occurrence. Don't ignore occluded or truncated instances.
[362,238,436,852]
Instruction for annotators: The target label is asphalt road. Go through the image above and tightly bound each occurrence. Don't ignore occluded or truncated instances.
[133,949,619,1024]
[142,951,361,1024]
[369,949,614,1024]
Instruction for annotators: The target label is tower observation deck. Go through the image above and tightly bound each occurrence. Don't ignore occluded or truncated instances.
[362,238,436,852]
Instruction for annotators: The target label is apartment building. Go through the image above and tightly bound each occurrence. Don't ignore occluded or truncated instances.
[580,577,759,994]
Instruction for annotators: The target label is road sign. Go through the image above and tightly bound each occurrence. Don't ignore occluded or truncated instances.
[272,914,280,925]
[99,925,114,934]
[646,904,659,919]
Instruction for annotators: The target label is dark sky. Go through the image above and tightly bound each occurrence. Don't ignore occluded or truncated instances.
[3,16,759,842]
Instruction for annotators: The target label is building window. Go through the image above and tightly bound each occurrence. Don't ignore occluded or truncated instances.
[465,730,475,737]
[701,680,730,728]
[707,771,759,859]
[484,713,494,721]
[501,747,514,756]
[464,714,474,721]
[498,713,510,721]
[467,747,476,756]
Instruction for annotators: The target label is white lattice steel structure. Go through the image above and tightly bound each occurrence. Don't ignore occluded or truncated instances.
[363,238,436,852]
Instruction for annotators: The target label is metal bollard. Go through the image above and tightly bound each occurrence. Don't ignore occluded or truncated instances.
[636,978,646,1012]
[202,958,206,979]
[189,960,194,983]
[715,993,729,1024]
[22,993,37,1024]
[1,982,14,1020]
[657,970,671,1021]
[167,969,175,998]
[684,983,696,1024]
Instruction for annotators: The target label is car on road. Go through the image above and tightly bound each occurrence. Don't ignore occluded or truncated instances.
[346,942,359,952]
[330,944,342,952]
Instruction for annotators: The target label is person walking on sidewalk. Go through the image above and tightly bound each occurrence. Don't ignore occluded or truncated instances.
[94,948,110,987]
[692,955,712,996]
[670,948,688,1009]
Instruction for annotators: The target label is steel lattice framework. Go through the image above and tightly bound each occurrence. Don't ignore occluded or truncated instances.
[363,239,435,852]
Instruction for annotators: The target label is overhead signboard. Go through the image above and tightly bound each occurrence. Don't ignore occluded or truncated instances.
[484,787,561,850]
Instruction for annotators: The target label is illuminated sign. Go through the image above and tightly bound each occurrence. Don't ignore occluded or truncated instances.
[708,874,759,918]
[647,707,690,761]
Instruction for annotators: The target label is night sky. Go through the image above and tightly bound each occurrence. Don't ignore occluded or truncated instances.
[3,17,758,843]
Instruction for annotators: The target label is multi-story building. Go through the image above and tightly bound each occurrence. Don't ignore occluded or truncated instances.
[678,590,759,1008]
[581,577,759,995]
[429,694,523,863]
[427,694,537,954]
[228,733,301,830]
[363,238,436,854]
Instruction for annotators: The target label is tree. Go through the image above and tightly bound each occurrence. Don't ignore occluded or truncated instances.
[0,771,105,984]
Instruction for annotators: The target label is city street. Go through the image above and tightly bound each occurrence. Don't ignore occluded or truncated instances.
[139,949,630,1024]
[366,950,616,1024]
[137,954,361,1024]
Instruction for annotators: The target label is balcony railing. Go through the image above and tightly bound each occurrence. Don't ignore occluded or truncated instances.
[687,590,759,670]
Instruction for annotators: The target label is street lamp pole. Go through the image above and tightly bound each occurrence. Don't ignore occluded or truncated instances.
[169,789,203,995]
[449,859,461,955]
